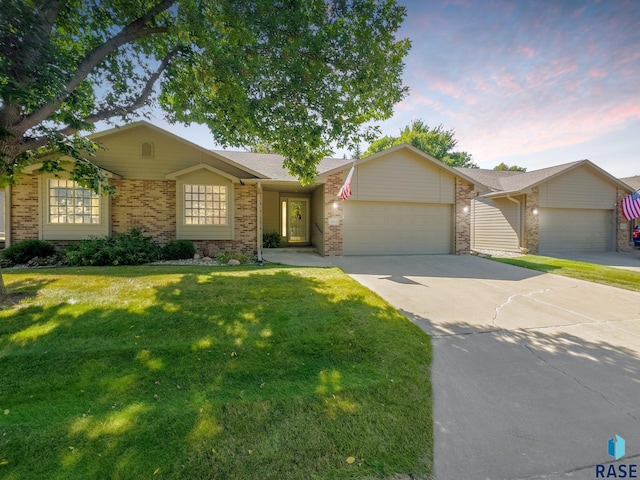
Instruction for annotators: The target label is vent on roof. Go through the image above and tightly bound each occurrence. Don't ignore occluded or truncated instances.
[140,141,154,158]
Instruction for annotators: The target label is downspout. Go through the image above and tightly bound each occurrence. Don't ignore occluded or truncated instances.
[256,182,263,264]
[506,194,524,251]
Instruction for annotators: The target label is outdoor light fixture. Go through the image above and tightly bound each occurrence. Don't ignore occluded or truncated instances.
[332,201,338,209]
[532,208,539,215]
[463,206,469,213]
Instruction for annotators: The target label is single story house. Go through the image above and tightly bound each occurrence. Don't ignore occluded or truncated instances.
[458,161,634,254]
[5,121,481,257]
[621,175,640,231]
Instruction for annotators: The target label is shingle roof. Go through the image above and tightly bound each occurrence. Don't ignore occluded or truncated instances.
[211,150,353,181]
[457,161,585,195]
[454,167,520,190]
[621,175,640,191]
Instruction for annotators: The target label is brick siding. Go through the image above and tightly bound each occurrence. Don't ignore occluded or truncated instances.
[11,175,39,242]
[192,184,257,256]
[323,171,346,256]
[9,177,258,255]
[111,179,176,244]
[616,187,632,252]
[454,178,472,254]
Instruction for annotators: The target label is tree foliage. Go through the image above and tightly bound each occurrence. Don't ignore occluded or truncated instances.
[0,0,410,186]
[493,162,527,172]
[363,119,477,168]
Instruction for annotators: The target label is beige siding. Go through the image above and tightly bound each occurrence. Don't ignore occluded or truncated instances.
[343,202,452,255]
[350,150,455,203]
[538,208,613,252]
[311,186,324,254]
[262,191,280,234]
[175,169,234,240]
[39,175,110,241]
[538,166,616,208]
[471,198,521,252]
[92,125,249,180]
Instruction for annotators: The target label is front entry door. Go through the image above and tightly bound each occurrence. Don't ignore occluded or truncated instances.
[283,198,309,243]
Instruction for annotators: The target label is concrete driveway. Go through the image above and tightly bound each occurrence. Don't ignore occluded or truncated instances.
[330,255,640,480]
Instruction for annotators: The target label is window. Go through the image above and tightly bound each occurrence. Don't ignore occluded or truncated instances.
[48,179,100,224]
[184,184,227,225]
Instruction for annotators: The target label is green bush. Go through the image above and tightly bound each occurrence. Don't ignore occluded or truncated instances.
[162,240,195,260]
[262,231,282,248]
[215,251,251,265]
[65,228,162,266]
[2,239,57,264]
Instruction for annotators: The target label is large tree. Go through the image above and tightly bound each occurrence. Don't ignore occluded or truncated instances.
[0,0,409,302]
[0,0,410,187]
[363,119,477,168]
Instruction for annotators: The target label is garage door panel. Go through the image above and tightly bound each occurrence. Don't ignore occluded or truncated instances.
[539,208,612,253]
[343,201,452,255]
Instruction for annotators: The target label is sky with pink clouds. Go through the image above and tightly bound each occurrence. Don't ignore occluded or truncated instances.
[116,0,640,178]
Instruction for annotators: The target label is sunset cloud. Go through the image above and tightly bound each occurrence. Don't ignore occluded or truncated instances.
[379,0,640,176]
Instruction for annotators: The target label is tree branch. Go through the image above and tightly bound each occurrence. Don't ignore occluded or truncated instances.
[20,50,178,151]
[18,0,176,131]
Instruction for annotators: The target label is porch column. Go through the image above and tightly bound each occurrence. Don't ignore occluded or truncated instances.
[256,182,263,261]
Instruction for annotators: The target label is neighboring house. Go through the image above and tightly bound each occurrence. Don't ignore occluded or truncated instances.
[458,161,634,254]
[620,175,640,231]
[5,122,479,257]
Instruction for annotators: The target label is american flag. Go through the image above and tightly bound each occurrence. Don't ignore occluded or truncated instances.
[338,165,355,200]
[621,190,640,221]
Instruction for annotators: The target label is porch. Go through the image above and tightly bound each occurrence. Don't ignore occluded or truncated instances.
[260,182,327,254]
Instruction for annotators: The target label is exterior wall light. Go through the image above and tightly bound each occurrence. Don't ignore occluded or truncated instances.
[532,208,539,215]
[332,201,338,209]
[463,206,469,213]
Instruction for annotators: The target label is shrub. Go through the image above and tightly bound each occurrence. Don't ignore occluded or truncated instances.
[162,240,196,260]
[2,239,57,264]
[262,231,282,248]
[65,228,162,266]
[215,251,251,265]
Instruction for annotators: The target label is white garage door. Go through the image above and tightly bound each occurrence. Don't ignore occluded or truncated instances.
[538,208,613,253]
[343,202,453,255]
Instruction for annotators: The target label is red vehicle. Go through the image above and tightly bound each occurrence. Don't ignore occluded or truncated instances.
[634,225,640,248]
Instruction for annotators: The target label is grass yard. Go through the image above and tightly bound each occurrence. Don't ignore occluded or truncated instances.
[491,255,640,293]
[0,265,432,480]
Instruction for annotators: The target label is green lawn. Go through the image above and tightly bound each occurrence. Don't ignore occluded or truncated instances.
[491,255,640,293]
[0,265,432,480]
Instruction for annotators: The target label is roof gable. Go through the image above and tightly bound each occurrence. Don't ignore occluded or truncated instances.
[319,143,485,188]
[466,160,633,198]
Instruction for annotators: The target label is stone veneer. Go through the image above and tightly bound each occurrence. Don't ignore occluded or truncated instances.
[323,171,346,256]
[523,187,540,253]
[616,187,632,252]
[454,178,473,255]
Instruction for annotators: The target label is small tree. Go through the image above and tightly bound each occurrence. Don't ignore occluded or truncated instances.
[364,120,477,168]
[493,162,527,172]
